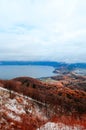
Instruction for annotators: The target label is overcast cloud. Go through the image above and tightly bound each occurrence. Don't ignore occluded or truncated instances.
[0,0,86,63]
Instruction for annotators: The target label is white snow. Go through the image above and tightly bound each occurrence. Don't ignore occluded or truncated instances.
[0,86,10,92]
[37,122,84,130]
[5,102,25,114]
[7,112,21,122]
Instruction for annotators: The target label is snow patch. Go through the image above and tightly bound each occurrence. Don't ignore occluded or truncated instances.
[5,98,25,114]
[37,122,84,130]
[7,112,21,122]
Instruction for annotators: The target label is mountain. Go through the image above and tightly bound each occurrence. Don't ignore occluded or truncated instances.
[0,61,65,67]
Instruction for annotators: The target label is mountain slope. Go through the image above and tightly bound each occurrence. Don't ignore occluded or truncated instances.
[0,75,86,129]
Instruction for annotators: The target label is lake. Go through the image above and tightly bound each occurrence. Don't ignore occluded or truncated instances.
[0,65,56,79]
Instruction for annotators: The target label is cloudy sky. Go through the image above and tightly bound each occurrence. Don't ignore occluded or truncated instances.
[0,0,86,63]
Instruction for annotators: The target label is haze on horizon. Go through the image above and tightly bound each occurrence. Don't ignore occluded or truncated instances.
[0,0,86,63]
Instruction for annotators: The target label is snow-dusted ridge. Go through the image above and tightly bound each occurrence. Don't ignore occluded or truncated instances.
[0,86,86,130]
[0,86,46,106]
[0,86,48,129]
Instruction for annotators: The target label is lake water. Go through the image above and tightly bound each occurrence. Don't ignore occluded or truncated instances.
[0,65,56,79]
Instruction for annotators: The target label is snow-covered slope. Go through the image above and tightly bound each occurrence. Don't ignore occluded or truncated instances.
[0,86,48,130]
[0,87,86,130]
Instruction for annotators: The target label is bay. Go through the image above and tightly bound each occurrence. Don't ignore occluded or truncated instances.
[0,65,56,79]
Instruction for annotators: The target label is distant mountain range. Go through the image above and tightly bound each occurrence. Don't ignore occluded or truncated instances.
[0,61,86,70]
[0,61,64,67]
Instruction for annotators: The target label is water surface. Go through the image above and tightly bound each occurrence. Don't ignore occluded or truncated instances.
[0,65,56,79]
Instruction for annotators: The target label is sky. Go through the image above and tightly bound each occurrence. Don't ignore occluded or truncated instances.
[0,0,86,63]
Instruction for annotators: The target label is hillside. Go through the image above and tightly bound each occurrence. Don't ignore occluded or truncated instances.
[0,74,86,129]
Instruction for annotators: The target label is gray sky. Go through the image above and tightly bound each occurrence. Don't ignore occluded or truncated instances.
[0,0,86,63]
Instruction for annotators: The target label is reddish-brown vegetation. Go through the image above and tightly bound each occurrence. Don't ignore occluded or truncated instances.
[0,75,86,129]
[0,76,86,115]
[51,114,86,129]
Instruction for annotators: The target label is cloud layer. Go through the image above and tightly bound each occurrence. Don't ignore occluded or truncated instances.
[0,0,86,62]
